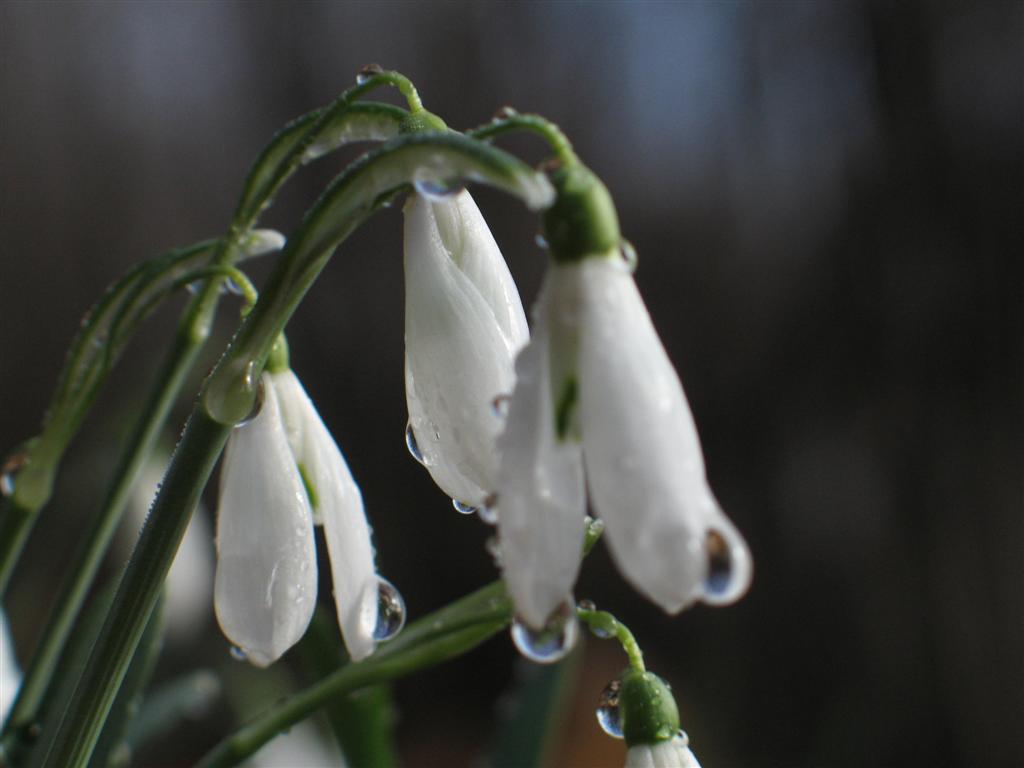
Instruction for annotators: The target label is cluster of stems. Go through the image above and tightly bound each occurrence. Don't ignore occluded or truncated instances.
[0,69,652,768]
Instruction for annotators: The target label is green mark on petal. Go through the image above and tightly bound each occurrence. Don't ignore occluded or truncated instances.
[555,376,578,442]
[298,463,318,511]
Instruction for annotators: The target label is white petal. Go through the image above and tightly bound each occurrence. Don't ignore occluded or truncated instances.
[496,267,586,629]
[577,257,750,613]
[270,370,379,662]
[214,374,317,667]
[403,192,527,505]
[626,738,702,768]
[1,608,20,721]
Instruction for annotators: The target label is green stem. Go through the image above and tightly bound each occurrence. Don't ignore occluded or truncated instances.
[468,111,578,166]
[198,582,514,768]
[2,329,207,752]
[39,410,231,768]
[576,608,645,672]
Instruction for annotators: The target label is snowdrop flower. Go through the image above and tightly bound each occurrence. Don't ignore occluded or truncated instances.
[215,366,394,666]
[497,167,750,629]
[625,736,702,768]
[403,190,529,508]
[1,608,20,721]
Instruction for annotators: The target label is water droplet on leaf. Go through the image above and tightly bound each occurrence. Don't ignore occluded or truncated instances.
[373,578,406,641]
[596,677,624,738]
[1,452,29,497]
[510,599,578,664]
[234,376,265,427]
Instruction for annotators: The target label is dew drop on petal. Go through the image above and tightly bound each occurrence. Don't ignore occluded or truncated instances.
[405,421,427,465]
[229,646,248,662]
[484,535,502,567]
[619,240,638,273]
[452,499,477,515]
[356,63,383,84]
[373,578,406,641]
[596,677,624,738]
[701,528,748,604]
[477,503,498,525]
[510,599,578,664]
[491,394,511,419]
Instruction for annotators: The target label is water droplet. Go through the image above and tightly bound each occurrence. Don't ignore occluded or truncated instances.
[485,535,502,566]
[186,281,200,295]
[477,502,498,525]
[596,678,624,738]
[373,578,406,641]
[1,452,28,497]
[700,528,749,606]
[619,240,638,272]
[229,646,248,662]
[510,599,578,664]
[675,729,690,745]
[405,422,427,465]
[356,63,383,85]
[495,105,519,120]
[452,499,477,515]
[224,278,244,296]
[535,233,549,250]
[491,394,511,419]
[413,179,462,202]
[234,376,265,427]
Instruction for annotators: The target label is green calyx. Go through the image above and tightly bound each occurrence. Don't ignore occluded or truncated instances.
[619,670,680,747]
[399,108,448,135]
[542,163,620,263]
[265,334,290,373]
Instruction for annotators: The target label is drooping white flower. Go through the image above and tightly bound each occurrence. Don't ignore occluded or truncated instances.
[497,254,751,628]
[1,608,21,721]
[215,370,385,666]
[403,190,529,508]
[625,736,702,768]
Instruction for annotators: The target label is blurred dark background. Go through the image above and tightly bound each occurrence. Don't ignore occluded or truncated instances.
[1,2,1021,767]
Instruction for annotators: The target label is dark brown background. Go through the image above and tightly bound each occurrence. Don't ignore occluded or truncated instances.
[1,2,1021,767]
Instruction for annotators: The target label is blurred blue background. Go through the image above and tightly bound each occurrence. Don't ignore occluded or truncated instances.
[1,2,1020,766]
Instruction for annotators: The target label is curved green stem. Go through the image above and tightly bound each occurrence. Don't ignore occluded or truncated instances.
[198,582,514,768]
[468,110,578,166]
[3,95,411,761]
[576,607,645,672]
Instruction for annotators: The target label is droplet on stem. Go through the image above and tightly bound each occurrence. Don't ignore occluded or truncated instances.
[510,599,578,664]
[0,451,28,497]
[356,63,384,85]
[413,179,463,202]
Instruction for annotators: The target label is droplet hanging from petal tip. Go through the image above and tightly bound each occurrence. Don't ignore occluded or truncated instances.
[372,578,406,642]
[510,599,578,664]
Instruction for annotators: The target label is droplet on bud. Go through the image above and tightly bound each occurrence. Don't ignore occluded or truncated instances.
[510,599,578,664]
[405,422,427,465]
[596,677,624,738]
[452,499,477,515]
[356,63,384,85]
[372,578,406,641]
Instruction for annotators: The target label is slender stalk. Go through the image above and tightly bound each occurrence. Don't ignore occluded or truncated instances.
[576,607,645,672]
[2,329,206,749]
[468,111,578,166]
[197,585,514,768]
[40,410,231,768]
